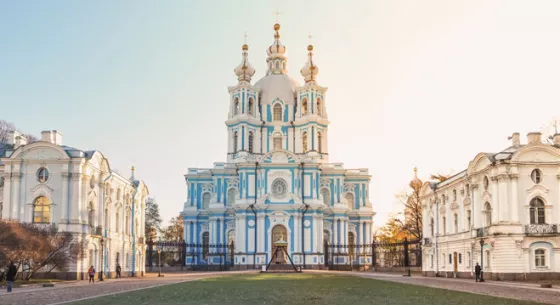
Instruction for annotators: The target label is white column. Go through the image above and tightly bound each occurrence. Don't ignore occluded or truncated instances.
[10,172,21,220]
[193,221,198,244]
[316,216,323,253]
[333,218,339,252]
[312,215,318,252]
[257,214,265,253]
[344,220,348,246]
[498,175,508,222]
[473,184,481,228]
[511,175,519,223]
[3,173,12,220]
[293,214,300,253]
[184,221,190,243]
[491,177,499,224]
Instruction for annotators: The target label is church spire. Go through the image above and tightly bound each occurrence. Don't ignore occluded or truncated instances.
[301,43,319,84]
[266,23,287,75]
[234,43,255,84]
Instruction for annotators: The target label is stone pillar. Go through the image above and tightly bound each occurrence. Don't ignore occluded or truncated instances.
[257,213,265,253]
[10,172,21,220]
[316,215,323,253]
[498,175,508,223]
[60,173,70,222]
[3,173,12,220]
[491,177,499,224]
[184,220,190,243]
[510,174,519,223]
[192,221,198,244]
[472,184,481,228]
[333,218,338,252]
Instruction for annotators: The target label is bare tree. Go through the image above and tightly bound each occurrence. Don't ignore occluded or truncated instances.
[0,120,16,143]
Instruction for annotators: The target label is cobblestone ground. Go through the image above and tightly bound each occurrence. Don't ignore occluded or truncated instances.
[309,270,560,305]
[0,271,255,305]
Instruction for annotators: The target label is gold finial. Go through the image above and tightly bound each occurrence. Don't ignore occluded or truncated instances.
[132,166,135,171]
[307,45,313,51]
[242,44,248,51]
[274,23,280,32]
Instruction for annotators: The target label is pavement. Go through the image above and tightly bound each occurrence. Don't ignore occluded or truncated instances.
[308,270,560,305]
[0,271,256,305]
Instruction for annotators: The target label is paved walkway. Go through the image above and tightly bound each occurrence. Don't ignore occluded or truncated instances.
[0,271,255,305]
[309,270,560,305]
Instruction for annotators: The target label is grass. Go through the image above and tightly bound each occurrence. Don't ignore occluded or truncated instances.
[71,273,544,305]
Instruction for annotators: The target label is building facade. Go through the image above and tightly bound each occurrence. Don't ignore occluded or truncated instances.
[182,23,374,268]
[0,130,148,280]
[421,132,560,280]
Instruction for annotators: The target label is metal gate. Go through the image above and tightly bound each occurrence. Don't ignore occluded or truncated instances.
[146,240,235,271]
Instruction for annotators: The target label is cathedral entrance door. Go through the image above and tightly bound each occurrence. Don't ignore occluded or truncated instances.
[271,225,287,264]
[453,252,458,273]
[323,230,330,267]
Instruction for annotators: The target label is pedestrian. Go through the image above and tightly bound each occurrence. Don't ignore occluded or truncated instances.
[6,262,17,293]
[475,262,482,282]
[88,265,95,283]
[116,264,121,278]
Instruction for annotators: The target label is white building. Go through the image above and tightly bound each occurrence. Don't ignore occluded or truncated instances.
[421,132,560,280]
[0,130,148,280]
[182,23,375,269]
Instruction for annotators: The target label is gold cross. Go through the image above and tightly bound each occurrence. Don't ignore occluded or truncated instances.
[273,9,284,23]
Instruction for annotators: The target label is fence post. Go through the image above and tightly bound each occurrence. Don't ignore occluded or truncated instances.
[181,242,186,271]
[371,242,376,269]
[404,238,411,276]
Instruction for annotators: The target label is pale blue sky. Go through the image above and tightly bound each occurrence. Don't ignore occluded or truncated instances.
[2,1,560,227]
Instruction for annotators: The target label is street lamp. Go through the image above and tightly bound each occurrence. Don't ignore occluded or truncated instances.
[157,249,162,277]
[479,239,485,282]
[99,237,104,281]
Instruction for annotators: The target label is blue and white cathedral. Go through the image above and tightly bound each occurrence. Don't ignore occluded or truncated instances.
[182,23,374,268]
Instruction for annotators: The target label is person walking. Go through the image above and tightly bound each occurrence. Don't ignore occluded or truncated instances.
[6,262,17,293]
[88,265,96,283]
[475,263,482,282]
[116,264,121,278]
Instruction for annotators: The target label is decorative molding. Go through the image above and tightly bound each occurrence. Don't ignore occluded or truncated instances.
[450,201,459,210]
[343,183,355,193]
[349,223,357,233]
[463,197,471,206]
[226,221,235,231]
[30,183,54,200]
[525,184,549,194]
[323,220,332,231]
[200,222,209,232]
[320,178,331,189]
[201,183,213,193]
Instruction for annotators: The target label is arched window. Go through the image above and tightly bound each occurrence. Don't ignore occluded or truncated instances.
[465,184,470,196]
[317,132,323,153]
[453,189,457,201]
[248,98,254,116]
[248,131,254,153]
[317,98,322,116]
[228,230,235,246]
[484,202,492,226]
[116,209,121,232]
[202,232,210,260]
[302,98,308,115]
[530,198,545,224]
[88,202,95,226]
[117,189,121,201]
[348,232,355,256]
[203,193,211,209]
[273,133,282,150]
[233,132,238,153]
[321,188,330,205]
[442,216,447,234]
[483,176,489,190]
[125,208,131,235]
[33,196,51,223]
[104,209,109,229]
[273,104,282,121]
[430,218,434,236]
[535,249,546,267]
[275,61,280,69]
[227,188,236,206]
[234,98,239,115]
[453,213,458,233]
[345,193,354,210]
[302,132,308,153]
[466,210,471,229]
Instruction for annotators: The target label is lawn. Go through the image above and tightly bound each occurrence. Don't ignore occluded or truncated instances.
[72,273,544,305]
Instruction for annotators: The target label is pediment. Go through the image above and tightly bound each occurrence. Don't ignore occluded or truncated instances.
[512,145,560,162]
[526,184,549,194]
[261,149,297,164]
[30,183,54,200]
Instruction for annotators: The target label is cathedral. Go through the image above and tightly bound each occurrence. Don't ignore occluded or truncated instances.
[182,23,374,268]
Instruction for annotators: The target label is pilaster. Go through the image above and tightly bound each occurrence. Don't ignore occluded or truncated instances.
[10,172,22,220]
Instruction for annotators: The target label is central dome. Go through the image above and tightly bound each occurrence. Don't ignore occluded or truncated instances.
[254,74,300,105]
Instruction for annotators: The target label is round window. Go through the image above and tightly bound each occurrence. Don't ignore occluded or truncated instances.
[271,179,288,199]
[531,169,542,184]
[37,167,49,183]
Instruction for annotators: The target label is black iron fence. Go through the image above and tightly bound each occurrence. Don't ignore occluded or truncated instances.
[146,240,235,271]
[326,238,422,271]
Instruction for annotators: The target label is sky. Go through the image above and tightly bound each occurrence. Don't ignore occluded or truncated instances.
[1,0,560,228]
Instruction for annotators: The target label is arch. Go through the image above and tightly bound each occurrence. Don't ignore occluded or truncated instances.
[302,132,308,153]
[202,232,210,260]
[271,225,288,264]
[248,131,254,153]
[248,97,254,116]
[317,131,323,153]
[202,192,211,209]
[227,188,237,206]
[511,145,560,162]
[348,232,355,257]
[10,141,70,160]
[273,132,282,150]
[320,188,330,205]
[273,103,282,121]
[88,201,95,226]
[317,98,323,116]
[233,131,238,153]
[33,196,51,223]
[529,197,546,224]
[227,229,235,247]
[302,98,308,115]
[234,97,240,115]
[345,193,354,210]
[484,202,492,226]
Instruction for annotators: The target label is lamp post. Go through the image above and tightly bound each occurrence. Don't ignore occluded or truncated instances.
[157,249,162,277]
[479,239,485,282]
[99,237,105,281]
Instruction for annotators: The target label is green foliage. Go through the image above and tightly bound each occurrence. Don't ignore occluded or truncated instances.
[145,197,162,240]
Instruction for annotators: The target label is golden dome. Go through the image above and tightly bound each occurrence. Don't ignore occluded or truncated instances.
[242,44,248,51]
[274,23,280,31]
[307,44,313,51]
